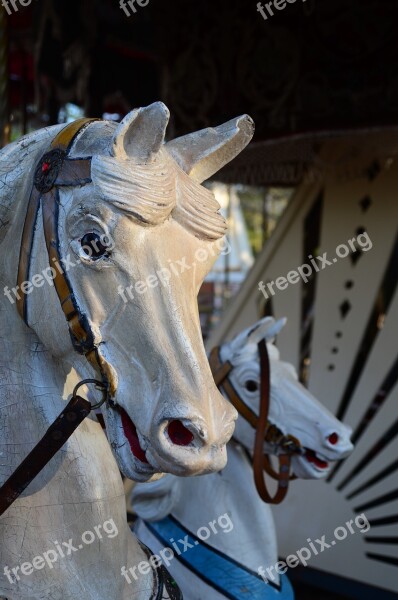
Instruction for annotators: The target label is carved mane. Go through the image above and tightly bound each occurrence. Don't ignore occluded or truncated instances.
[91,150,227,240]
[0,118,227,251]
[0,103,254,250]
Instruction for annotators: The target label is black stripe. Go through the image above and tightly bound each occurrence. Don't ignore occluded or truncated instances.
[365,536,398,545]
[329,354,398,484]
[328,234,398,484]
[346,458,398,500]
[336,233,398,422]
[260,291,274,318]
[368,514,398,528]
[366,553,398,567]
[299,191,324,384]
[354,489,398,512]
[337,418,398,491]
[351,357,398,447]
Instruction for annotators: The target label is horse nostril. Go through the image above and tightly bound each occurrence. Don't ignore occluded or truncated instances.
[328,433,339,445]
[168,420,194,446]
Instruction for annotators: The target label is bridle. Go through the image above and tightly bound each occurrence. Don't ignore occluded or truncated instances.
[0,119,117,517]
[0,122,298,516]
[17,118,116,393]
[209,339,303,504]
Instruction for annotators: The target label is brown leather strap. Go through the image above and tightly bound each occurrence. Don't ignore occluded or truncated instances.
[52,118,96,150]
[210,340,296,504]
[16,118,96,324]
[252,339,292,504]
[0,119,117,518]
[41,185,95,354]
[15,118,116,395]
[260,423,299,482]
[0,395,91,517]
[262,447,298,483]
[209,347,233,386]
[209,346,259,429]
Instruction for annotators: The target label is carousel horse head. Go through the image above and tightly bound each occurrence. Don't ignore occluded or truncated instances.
[218,317,354,480]
[0,102,255,482]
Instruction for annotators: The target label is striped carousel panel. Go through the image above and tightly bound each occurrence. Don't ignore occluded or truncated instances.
[208,132,398,594]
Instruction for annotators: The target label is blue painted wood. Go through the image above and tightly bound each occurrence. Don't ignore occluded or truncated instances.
[147,516,295,599]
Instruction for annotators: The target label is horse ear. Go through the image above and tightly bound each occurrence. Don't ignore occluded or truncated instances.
[247,317,287,345]
[221,317,287,360]
[111,102,170,162]
[165,114,254,183]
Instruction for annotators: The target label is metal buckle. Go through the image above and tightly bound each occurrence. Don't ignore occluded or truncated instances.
[72,379,110,410]
[280,436,305,456]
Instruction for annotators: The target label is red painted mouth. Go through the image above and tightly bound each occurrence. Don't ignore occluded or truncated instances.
[120,408,149,464]
[305,449,329,470]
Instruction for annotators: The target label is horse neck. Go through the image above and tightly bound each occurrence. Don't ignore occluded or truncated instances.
[171,440,279,576]
[0,287,76,478]
[0,292,157,598]
[0,128,85,484]
[0,207,97,489]
[0,130,159,600]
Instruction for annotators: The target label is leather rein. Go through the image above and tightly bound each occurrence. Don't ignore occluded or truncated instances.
[0,119,117,517]
[209,339,303,504]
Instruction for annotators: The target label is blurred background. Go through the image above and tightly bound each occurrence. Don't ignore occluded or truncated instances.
[1,0,397,598]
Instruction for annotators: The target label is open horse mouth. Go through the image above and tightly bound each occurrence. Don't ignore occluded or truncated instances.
[116,407,195,464]
[303,448,329,470]
[120,407,149,464]
[100,402,160,481]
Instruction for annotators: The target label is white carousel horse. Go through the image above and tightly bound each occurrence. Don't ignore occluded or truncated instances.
[133,317,354,600]
[0,103,254,600]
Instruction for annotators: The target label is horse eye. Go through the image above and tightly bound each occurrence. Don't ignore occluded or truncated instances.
[80,232,110,259]
[245,380,258,392]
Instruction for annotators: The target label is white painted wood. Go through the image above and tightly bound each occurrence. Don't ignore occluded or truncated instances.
[0,104,254,600]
